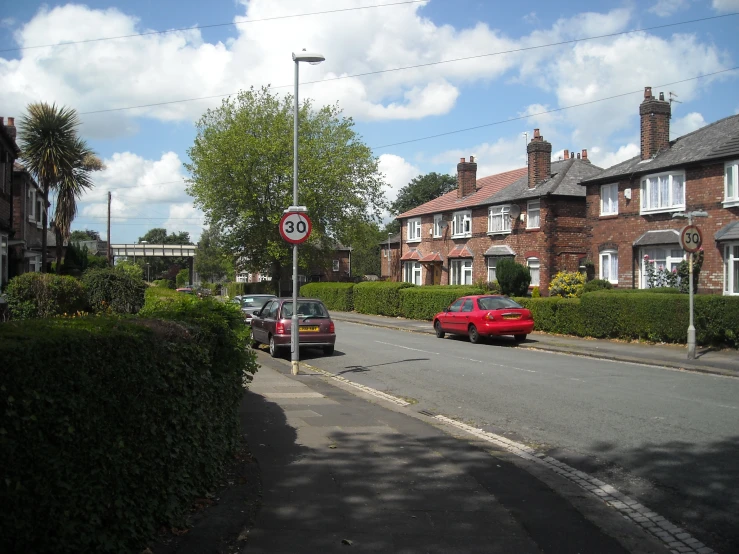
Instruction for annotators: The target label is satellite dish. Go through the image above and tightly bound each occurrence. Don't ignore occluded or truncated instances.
[508,205,521,219]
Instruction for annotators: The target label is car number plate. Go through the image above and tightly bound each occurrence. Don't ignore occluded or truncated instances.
[502,314,521,320]
[300,326,320,332]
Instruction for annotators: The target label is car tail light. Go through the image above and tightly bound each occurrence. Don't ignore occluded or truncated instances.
[276,322,286,335]
[523,311,533,320]
[329,321,335,333]
[484,312,495,321]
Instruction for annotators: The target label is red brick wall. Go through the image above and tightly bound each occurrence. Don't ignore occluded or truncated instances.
[639,88,671,160]
[585,162,739,293]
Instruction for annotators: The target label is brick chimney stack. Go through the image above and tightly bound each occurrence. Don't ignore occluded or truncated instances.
[581,149,588,162]
[563,149,569,160]
[639,86,671,160]
[527,129,552,189]
[457,156,477,198]
[5,116,16,141]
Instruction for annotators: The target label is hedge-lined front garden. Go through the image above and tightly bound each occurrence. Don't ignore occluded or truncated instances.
[353,281,416,317]
[399,286,484,320]
[0,289,257,553]
[300,282,355,311]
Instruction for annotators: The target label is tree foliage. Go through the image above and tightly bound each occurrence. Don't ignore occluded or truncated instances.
[496,258,532,297]
[194,226,233,283]
[185,87,386,285]
[390,172,457,216]
[69,229,100,241]
[131,228,192,280]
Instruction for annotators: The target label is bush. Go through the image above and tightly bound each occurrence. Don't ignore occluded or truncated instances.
[116,260,144,281]
[176,268,190,288]
[400,286,484,320]
[226,281,274,297]
[353,281,416,317]
[496,258,531,297]
[0,308,256,553]
[581,279,613,294]
[86,256,109,270]
[531,286,541,298]
[515,297,584,336]
[153,279,173,289]
[82,267,147,315]
[4,273,88,320]
[548,271,585,298]
[60,242,89,275]
[300,282,355,311]
[473,279,502,294]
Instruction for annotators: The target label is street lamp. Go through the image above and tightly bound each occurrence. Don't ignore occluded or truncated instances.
[672,210,708,359]
[145,263,150,282]
[388,233,393,280]
[291,49,325,376]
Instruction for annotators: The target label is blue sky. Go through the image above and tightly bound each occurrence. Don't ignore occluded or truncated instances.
[2,0,738,243]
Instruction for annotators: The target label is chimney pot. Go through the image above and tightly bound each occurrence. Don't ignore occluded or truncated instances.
[582,149,588,159]
[469,155,474,163]
[564,149,569,159]
[644,86,652,99]
[659,92,664,101]
[0,117,3,125]
[533,128,540,138]
[460,157,465,163]
[577,153,581,159]
[7,117,14,126]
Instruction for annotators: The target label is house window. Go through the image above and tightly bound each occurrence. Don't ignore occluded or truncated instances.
[433,214,443,238]
[640,171,685,213]
[640,247,684,288]
[0,234,7,288]
[451,210,472,238]
[527,200,540,229]
[404,261,422,285]
[487,256,512,282]
[600,183,618,216]
[407,218,421,242]
[723,243,739,295]
[488,205,511,234]
[725,160,739,207]
[382,247,387,258]
[527,258,540,287]
[36,197,44,228]
[28,188,37,221]
[450,259,473,285]
[600,250,619,284]
[332,259,340,272]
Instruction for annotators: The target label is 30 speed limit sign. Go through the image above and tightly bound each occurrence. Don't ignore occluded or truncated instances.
[279,211,312,244]
[680,225,702,253]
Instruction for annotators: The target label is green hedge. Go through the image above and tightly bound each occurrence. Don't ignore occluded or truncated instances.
[353,281,416,317]
[400,286,484,320]
[226,281,274,297]
[0,300,256,553]
[514,297,584,336]
[4,273,87,319]
[82,267,147,315]
[300,282,355,311]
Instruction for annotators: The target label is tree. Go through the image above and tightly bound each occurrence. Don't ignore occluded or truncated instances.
[18,103,89,272]
[390,172,457,216]
[186,87,386,290]
[349,221,383,278]
[134,228,193,280]
[194,226,233,283]
[69,229,101,242]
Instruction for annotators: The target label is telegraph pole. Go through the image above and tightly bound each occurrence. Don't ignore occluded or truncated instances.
[107,191,112,266]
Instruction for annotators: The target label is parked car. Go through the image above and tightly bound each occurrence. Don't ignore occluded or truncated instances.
[433,295,534,343]
[239,294,277,325]
[176,287,194,294]
[250,298,336,357]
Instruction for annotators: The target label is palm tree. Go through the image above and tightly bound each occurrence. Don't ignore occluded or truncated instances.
[18,103,83,272]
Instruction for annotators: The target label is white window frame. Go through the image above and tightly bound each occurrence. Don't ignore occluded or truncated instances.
[486,256,512,282]
[0,233,8,288]
[382,247,387,258]
[450,258,473,285]
[600,183,618,216]
[527,200,541,229]
[639,247,685,289]
[407,218,421,242]
[36,196,44,228]
[488,205,511,234]
[27,188,37,222]
[527,257,540,287]
[599,250,619,284]
[451,210,472,238]
[725,160,739,207]
[433,214,443,238]
[404,261,422,285]
[640,171,685,214]
[332,259,340,272]
[724,242,739,296]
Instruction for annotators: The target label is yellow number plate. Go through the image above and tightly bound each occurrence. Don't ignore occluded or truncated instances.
[300,326,319,332]
[502,314,521,320]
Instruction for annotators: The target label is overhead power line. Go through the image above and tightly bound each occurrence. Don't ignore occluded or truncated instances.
[371,67,739,149]
[0,0,426,53]
[77,12,739,116]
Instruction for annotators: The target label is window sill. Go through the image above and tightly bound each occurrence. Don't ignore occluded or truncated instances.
[722,199,739,208]
[406,239,421,244]
[640,207,684,216]
[487,230,511,236]
[599,213,619,219]
[525,227,540,232]
[451,234,472,239]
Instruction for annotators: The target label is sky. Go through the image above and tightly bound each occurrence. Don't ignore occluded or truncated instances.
[1,0,738,244]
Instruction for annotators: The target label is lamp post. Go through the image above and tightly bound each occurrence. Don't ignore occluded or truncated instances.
[291,49,325,376]
[672,210,708,359]
[145,263,150,282]
[388,233,393,280]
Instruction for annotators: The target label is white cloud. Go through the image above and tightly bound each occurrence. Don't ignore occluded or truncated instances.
[649,0,690,17]
[588,143,640,168]
[162,203,206,242]
[671,112,706,139]
[712,0,739,11]
[378,153,420,204]
[434,133,529,177]
[523,12,538,25]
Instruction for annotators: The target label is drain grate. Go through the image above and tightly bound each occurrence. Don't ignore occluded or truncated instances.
[418,409,436,417]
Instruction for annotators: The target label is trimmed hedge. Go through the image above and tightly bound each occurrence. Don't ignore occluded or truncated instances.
[514,297,584,336]
[4,273,87,319]
[82,267,146,314]
[400,286,484,321]
[353,281,416,317]
[0,298,256,553]
[300,282,355,311]
[226,281,274,297]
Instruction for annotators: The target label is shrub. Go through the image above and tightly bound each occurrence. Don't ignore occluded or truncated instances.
[85,256,109,270]
[400,286,484,320]
[82,267,147,315]
[116,260,144,281]
[496,258,531,297]
[60,242,89,275]
[176,268,190,288]
[515,297,583,336]
[473,279,502,294]
[548,271,585,298]
[531,286,541,298]
[300,282,355,311]
[581,279,613,294]
[0,309,256,553]
[226,281,274,297]
[353,281,416,316]
[153,279,173,289]
[4,273,88,320]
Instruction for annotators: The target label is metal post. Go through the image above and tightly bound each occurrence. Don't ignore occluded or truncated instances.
[291,59,300,376]
[687,213,696,360]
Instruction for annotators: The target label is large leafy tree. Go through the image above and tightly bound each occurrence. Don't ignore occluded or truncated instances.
[350,221,383,278]
[186,87,386,288]
[194,226,233,283]
[69,229,101,241]
[18,103,97,272]
[385,172,457,234]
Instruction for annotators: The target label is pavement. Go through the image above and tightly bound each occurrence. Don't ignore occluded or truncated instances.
[328,311,739,377]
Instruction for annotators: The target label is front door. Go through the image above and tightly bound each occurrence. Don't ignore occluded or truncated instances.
[433,264,441,285]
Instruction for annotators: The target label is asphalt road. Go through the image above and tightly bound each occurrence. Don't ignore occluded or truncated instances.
[293,320,739,553]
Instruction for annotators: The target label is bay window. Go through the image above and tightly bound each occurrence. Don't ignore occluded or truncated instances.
[640,247,684,289]
[640,171,685,213]
[404,261,422,285]
[599,250,618,284]
[724,243,739,295]
[452,210,472,238]
[407,218,421,242]
[600,183,618,216]
[450,259,473,285]
[725,160,739,207]
[488,205,511,234]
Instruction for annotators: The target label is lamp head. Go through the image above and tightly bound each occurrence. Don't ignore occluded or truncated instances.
[293,50,325,64]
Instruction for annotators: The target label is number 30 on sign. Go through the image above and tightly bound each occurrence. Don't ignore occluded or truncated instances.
[279,212,312,244]
[680,225,702,253]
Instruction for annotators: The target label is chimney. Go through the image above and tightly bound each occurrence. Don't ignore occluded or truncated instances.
[527,129,552,189]
[581,149,589,162]
[457,156,478,198]
[564,149,569,160]
[640,86,671,160]
[5,116,16,141]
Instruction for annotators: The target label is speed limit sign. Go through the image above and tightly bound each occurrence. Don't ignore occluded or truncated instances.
[680,225,702,253]
[279,211,312,244]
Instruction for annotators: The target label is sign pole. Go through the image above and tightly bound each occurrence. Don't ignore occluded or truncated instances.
[687,213,696,360]
[292,59,300,376]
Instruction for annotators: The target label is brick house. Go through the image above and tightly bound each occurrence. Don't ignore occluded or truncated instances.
[9,163,45,276]
[1,117,21,290]
[379,232,401,281]
[580,87,739,294]
[395,130,602,295]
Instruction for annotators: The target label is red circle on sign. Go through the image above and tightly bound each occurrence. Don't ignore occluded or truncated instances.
[279,212,312,244]
[679,225,702,253]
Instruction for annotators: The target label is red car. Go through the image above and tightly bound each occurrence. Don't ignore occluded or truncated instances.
[433,295,534,343]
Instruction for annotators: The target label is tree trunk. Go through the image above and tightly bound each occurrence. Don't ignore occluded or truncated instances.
[41,183,48,273]
[55,227,64,271]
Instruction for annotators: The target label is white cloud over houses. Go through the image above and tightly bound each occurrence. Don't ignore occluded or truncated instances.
[649,0,690,17]
[378,153,421,205]
[712,0,739,11]
[672,112,707,139]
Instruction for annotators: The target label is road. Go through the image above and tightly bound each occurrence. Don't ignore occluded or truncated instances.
[294,320,739,553]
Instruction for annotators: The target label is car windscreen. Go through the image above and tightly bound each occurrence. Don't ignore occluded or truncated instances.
[242,296,275,308]
[477,296,523,310]
[281,301,329,319]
